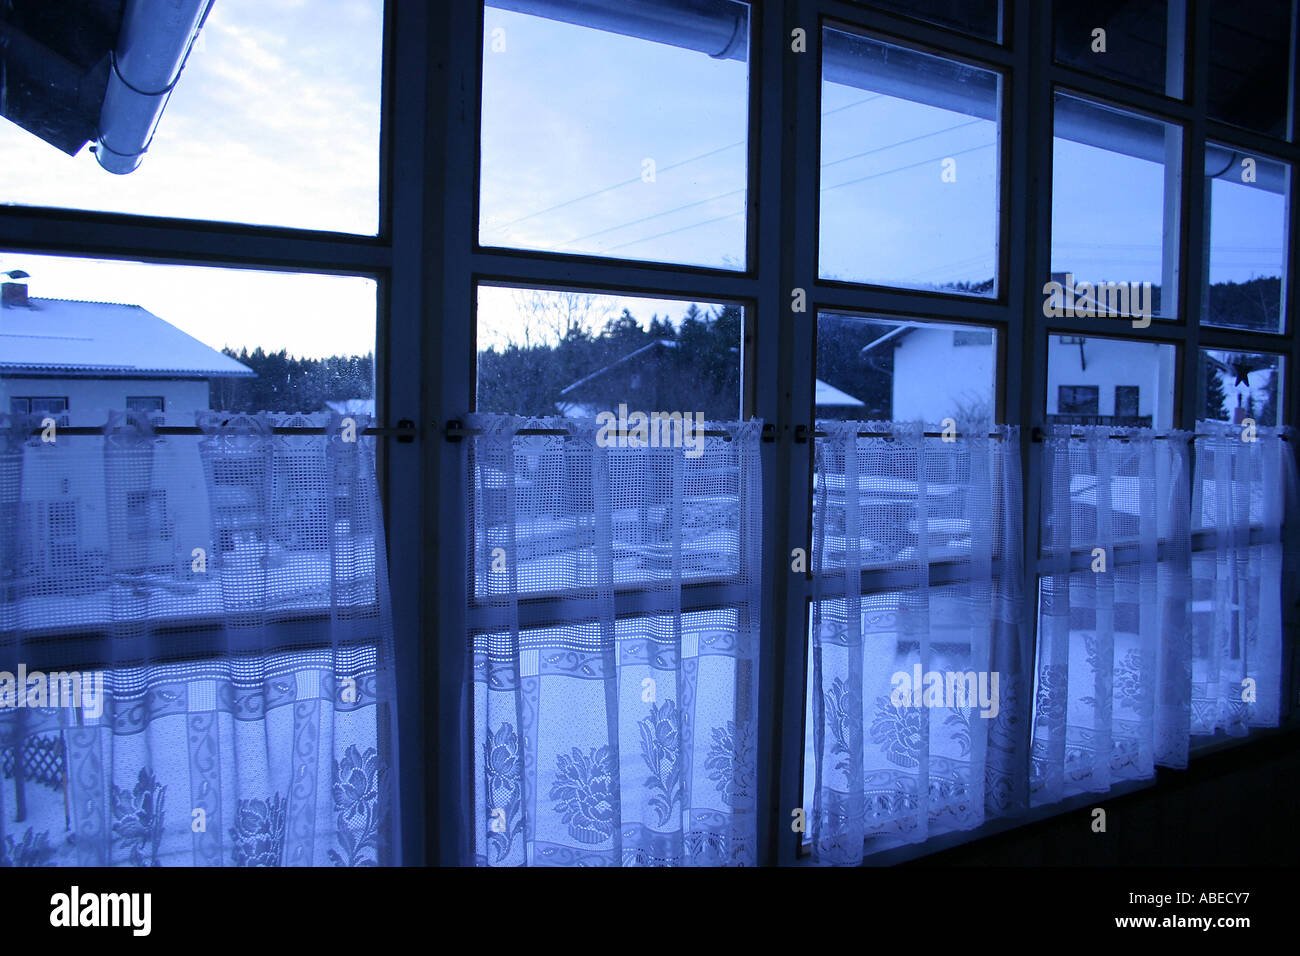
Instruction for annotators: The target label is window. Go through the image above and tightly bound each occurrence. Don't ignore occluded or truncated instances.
[476,286,744,420]
[0,254,377,426]
[1207,0,1294,138]
[819,28,1002,294]
[478,1,750,268]
[817,313,998,421]
[1199,349,1285,425]
[1051,94,1182,319]
[1114,384,1140,418]
[1203,148,1290,333]
[126,396,165,412]
[1053,0,1181,97]
[1056,385,1099,416]
[0,0,384,233]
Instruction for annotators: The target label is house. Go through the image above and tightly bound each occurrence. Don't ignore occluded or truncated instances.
[0,278,253,425]
[858,320,1177,428]
[859,323,998,422]
[1,278,253,582]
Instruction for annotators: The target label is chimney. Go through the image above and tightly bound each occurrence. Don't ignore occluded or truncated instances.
[2,281,28,308]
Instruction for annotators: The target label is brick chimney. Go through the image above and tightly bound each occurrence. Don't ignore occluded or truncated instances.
[2,281,28,308]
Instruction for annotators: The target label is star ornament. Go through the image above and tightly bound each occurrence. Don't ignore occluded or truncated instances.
[1205,353,1266,387]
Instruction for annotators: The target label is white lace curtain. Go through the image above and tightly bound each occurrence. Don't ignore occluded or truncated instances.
[808,421,1026,865]
[467,414,762,866]
[0,410,399,867]
[1031,426,1193,804]
[1031,423,1293,806]
[1190,422,1294,737]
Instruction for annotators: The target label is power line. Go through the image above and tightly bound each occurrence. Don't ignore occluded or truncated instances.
[496,96,885,229]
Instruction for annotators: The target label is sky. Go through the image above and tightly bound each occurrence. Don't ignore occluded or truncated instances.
[0,1,1289,376]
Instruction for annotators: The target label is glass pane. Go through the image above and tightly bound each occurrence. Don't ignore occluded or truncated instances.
[476,286,743,419]
[1208,0,1293,138]
[859,0,1001,41]
[0,253,377,425]
[1198,349,1284,425]
[1203,147,1290,333]
[0,0,382,234]
[819,29,1000,295]
[1052,94,1181,318]
[1046,335,1177,429]
[816,313,997,421]
[1053,0,1180,97]
[479,1,750,268]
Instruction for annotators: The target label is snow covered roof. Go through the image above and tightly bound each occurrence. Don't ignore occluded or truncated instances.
[814,379,864,407]
[0,296,254,378]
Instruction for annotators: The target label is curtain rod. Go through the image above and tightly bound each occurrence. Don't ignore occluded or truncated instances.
[444,421,775,442]
[1030,427,1291,443]
[20,421,417,442]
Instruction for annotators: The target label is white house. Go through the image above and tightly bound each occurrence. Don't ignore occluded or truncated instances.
[0,279,253,425]
[865,324,998,422]
[1044,335,1176,429]
[864,322,1179,429]
[1,279,254,583]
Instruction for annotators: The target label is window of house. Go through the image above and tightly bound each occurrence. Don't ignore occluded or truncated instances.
[1057,385,1100,416]
[126,396,165,412]
[1114,385,1140,418]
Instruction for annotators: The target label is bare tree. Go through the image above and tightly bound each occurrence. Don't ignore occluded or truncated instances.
[508,289,616,348]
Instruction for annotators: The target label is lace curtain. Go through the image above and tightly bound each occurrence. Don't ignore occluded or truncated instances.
[1031,426,1192,805]
[808,421,1025,865]
[1190,422,1294,737]
[467,414,762,866]
[0,411,399,867]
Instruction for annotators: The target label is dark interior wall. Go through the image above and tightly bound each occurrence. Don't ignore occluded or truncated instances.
[909,728,1300,866]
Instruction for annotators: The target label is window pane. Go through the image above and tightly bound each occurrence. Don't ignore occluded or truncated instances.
[820,29,1000,295]
[858,0,1001,41]
[0,254,376,425]
[1052,94,1181,318]
[476,286,743,419]
[479,1,750,268]
[1203,147,1290,333]
[1053,0,1180,97]
[0,0,382,234]
[1198,349,1284,425]
[1046,335,1176,428]
[817,313,997,422]
[1208,0,1293,138]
